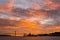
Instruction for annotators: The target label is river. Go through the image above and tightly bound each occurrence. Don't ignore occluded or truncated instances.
[0,36,60,40]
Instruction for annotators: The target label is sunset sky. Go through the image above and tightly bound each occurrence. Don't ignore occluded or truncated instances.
[0,0,60,36]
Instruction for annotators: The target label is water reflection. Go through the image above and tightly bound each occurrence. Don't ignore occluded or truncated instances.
[0,36,60,40]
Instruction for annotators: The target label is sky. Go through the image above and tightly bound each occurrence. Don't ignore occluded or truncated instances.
[0,0,60,36]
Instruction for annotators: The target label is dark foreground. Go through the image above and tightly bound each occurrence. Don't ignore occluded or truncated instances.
[0,36,60,40]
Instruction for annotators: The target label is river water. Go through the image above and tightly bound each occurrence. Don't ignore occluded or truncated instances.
[0,36,60,40]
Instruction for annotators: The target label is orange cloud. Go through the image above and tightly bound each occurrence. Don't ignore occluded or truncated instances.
[42,0,60,10]
[17,20,39,28]
[0,0,15,12]
[31,2,40,10]
[45,26,60,33]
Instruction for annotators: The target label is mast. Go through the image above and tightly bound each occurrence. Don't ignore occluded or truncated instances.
[15,31,16,36]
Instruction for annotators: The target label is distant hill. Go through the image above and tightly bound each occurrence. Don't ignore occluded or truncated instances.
[0,34,11,36]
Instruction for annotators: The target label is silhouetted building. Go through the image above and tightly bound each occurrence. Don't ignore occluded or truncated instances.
[49,32,60,36]
[26,32,60,36]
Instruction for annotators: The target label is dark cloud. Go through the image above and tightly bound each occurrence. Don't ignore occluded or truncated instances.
[0,19,17,27]
[52,0,60,3]
[43,8,60,27]
[12,8,35,17]
[47,8,60,18]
